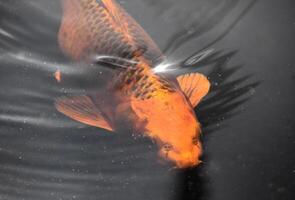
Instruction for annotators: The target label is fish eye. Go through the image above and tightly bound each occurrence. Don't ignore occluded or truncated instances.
[163,143,173,152]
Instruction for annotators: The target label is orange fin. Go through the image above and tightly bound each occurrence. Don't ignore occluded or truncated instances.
[54,70,61,83]
[177,73,210,107]
[55,95,114,131]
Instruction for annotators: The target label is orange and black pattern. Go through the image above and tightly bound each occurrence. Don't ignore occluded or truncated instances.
[59,0,164,64]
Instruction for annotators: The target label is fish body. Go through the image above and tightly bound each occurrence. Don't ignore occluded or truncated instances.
[56,0,210,168]
[59,0,163,63]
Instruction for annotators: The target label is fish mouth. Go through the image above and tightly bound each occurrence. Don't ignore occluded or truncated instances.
[159,145,202,168]
[173,153,201,168]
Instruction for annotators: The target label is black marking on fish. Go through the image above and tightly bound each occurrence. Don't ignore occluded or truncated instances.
[146,94,152,99]
[135,74,143,82]
[144,82,153,89]
[134,92,141,98]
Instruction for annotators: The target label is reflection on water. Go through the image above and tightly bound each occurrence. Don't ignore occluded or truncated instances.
[0,0,257,199]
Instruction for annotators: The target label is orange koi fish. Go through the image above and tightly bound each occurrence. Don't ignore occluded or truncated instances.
[56,0,210,168]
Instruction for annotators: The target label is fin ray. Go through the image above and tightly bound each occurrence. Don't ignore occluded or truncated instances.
[177,73,210,107]
[55,95,114,131]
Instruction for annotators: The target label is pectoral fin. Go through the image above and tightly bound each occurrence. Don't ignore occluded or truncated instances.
[177,73,210,107]
[55,95,114,131]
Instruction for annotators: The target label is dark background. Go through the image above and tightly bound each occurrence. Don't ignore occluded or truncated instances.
[0,0,294,200]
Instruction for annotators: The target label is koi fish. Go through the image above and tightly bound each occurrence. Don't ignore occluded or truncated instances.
[56,0,210,168]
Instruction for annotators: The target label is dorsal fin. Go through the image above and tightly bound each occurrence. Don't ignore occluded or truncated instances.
[55,95,114,131]
[177,73,210,107]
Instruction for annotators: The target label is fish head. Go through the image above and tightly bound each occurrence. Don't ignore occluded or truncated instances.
[158,131,202,168]
[131,91,203,168]
[157,100,202,168]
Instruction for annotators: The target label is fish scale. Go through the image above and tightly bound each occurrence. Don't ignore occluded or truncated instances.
[59,0,164,63]
[110,62,177,101]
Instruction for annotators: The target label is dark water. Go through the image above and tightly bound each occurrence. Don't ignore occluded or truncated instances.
[0,0,294,200]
